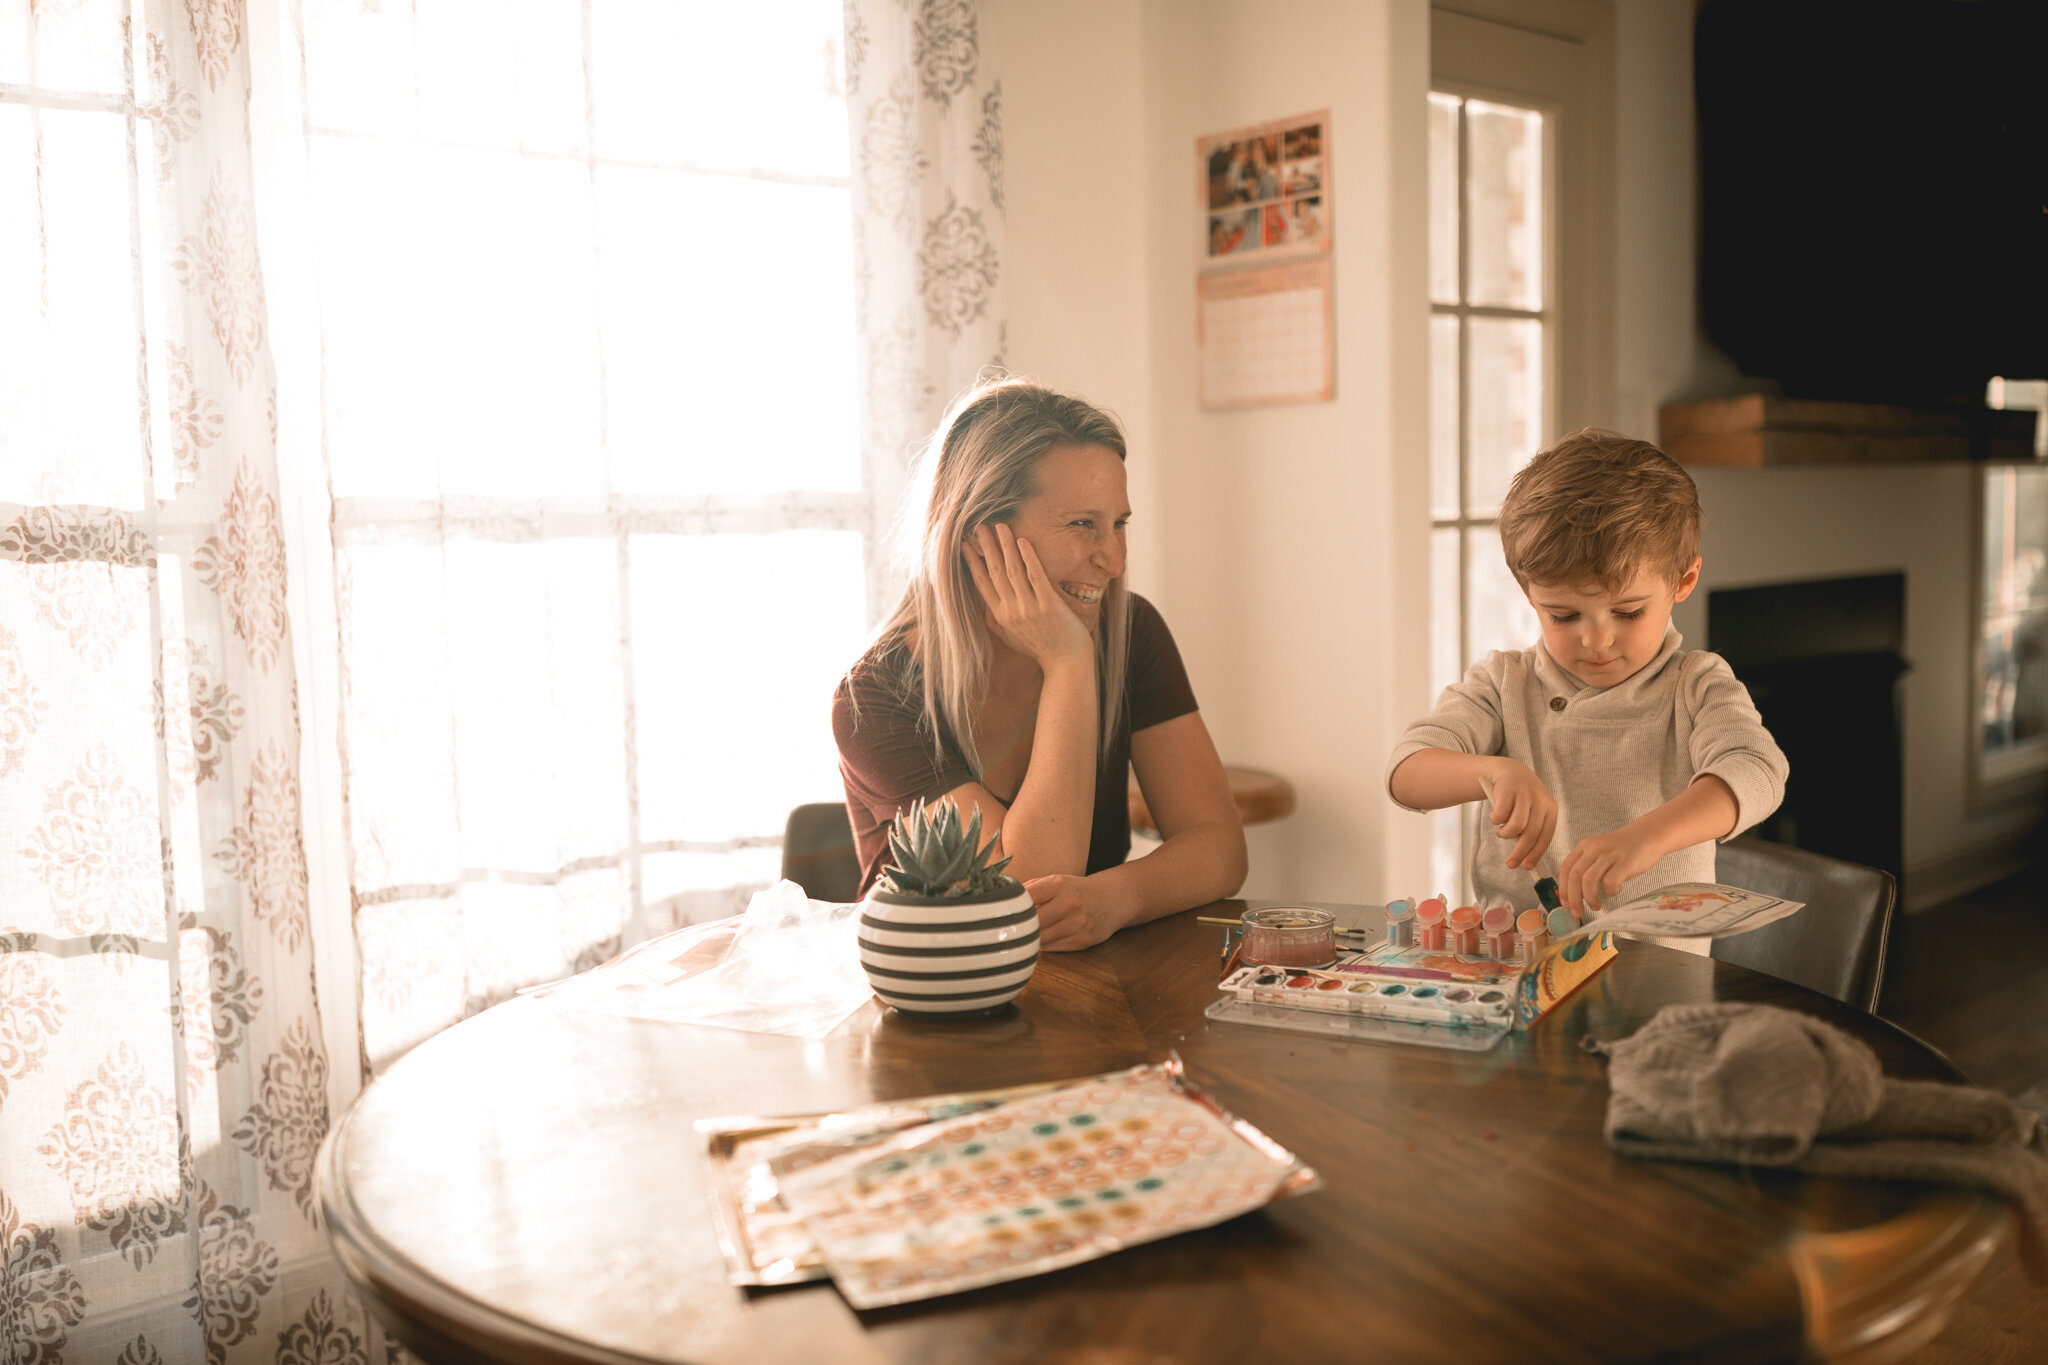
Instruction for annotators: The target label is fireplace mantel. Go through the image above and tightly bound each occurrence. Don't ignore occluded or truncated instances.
[1659,395,2038,468]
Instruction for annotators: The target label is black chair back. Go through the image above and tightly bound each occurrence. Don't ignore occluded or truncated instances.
[1710,837,1895,1012]
[781,803,863,904]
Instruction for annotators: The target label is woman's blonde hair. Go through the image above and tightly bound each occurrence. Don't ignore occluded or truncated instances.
[872,376,1132,778]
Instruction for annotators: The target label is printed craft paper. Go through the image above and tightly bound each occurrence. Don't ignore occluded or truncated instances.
[698,1078,1067,1286]
[772,1059,1317,1308]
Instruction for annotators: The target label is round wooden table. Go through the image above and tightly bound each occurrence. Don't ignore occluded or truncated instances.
[320,902,2010,1365]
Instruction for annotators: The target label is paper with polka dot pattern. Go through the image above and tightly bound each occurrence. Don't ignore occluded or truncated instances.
[775,1060,1318,1308]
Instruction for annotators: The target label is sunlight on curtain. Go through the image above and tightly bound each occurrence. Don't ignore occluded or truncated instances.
[847,0,1007,617]
[0,2,384,1360]
[290,0,866,1071]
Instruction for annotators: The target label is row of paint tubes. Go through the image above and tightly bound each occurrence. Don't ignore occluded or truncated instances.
[1384,879,1584,963]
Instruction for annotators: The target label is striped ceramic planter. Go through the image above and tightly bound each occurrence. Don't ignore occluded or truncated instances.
[857,883,1040,1017]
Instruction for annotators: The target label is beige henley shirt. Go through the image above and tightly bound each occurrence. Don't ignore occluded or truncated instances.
[1387,628,1789,952]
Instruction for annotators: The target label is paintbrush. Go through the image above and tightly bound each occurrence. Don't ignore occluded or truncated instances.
[1219,926,1245,979]
[1327,961,1456,982]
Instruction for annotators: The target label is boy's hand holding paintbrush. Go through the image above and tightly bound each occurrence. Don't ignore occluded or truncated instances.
[1478,773,1575,929]
[1476,767,1557,875]
[1478,771,1689,918]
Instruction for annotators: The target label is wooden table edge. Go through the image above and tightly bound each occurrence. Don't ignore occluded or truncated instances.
[318,1106,678,1365]
[1796,1191,2014,1363]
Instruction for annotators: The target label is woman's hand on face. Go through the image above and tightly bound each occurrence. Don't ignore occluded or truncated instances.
[1025,874,1124,951]
[966,523,1093,668]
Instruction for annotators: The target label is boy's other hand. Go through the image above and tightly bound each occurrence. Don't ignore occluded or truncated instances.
[1558,825,1662,914]
[1484,760,1557,872]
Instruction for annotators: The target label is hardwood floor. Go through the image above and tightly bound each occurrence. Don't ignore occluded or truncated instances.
[1875,861,2048,1360]
[1879,862,2048,1098]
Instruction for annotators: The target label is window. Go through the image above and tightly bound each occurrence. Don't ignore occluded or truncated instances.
[1425,0,1610,902]
[1426,90,1549,899]
[284,0,868,1063]
[2,2,166,507]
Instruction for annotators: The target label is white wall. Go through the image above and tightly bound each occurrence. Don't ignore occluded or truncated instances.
[1611,0,1744,439]
[996,0,1433,904]
[1141,0,1432,904]
[986,0,1157,583]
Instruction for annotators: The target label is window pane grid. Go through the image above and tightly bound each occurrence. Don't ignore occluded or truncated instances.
[0,18,191,510]
[302,123,851,191]
[1427,88,1549,904]
[303,1,860,950]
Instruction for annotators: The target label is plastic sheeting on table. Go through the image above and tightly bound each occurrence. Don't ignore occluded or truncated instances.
[539,881,872,1040]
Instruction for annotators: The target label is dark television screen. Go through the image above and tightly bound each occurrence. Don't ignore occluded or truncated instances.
[1696,0,2048,402]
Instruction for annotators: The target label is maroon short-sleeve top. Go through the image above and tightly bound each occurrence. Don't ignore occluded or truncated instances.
[831,593,1200,894]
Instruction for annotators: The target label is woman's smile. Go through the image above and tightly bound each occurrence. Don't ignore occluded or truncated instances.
[1008,443,1129,626]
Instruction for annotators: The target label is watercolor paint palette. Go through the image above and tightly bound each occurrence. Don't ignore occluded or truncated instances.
[1209,961,1517,1050]
[1209,882,1804,1050]
[1218,964,1515,1026]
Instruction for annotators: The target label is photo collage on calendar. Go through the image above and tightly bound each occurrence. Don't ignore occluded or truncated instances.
[1200,113,1329,263]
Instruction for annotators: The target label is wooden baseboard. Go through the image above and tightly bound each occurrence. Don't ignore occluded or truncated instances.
[1904,832,2038,913]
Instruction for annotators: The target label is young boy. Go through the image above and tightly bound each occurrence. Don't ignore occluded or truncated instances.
[1386,430,1787,948]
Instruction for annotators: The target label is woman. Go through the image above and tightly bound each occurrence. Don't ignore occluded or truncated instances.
[833,378,1246,951]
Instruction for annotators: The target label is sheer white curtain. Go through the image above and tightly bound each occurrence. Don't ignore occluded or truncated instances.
[0,1,390,1360]
[277,0,876,1072]
[848,0,1006,603]
[1,0,1004,1353]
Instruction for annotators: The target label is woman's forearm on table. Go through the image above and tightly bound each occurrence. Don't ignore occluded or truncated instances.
[1092,819,1248,929]
[995,654,1099,881]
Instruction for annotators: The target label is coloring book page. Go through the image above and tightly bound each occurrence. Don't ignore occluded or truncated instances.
[1574,882,1803,941]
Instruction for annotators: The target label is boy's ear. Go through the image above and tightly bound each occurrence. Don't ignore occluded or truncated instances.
[1671,555,1704,603]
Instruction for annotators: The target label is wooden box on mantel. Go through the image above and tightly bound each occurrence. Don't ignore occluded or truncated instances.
[1659,395,2039,468]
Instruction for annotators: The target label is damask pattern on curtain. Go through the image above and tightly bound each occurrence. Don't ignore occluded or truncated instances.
[0,2,392,1362]
[289,0,870,1073]
[846,0,1005,616]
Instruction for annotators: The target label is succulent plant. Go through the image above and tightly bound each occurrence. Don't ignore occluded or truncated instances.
[878,796,1018,899]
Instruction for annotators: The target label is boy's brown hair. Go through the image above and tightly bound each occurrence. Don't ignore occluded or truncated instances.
[1497,429,1701,591]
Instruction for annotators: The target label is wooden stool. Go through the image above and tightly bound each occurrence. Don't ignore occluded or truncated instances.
[1128,765,1295,834]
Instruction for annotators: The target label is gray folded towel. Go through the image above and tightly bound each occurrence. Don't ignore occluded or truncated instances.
[1586,1003,2048,1283]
